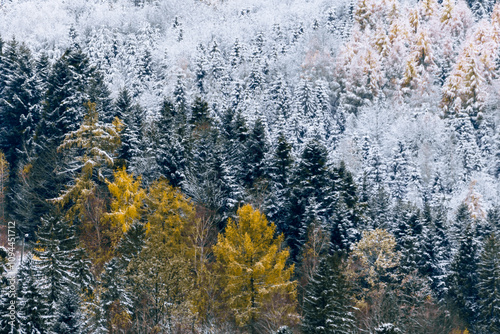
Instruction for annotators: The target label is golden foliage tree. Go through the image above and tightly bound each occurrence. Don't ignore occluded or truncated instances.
[55,102,122,273]
[56,101,122,220]
[213,204,297,333]
[348,228,400,292]
[128,179,197,331]
[105,167,146,239]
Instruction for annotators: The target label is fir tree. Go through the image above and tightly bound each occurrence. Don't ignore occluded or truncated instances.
[264,133,293,234]
[288,140,329,260]
[18,255,52,334]
[155,100,186,187]
[477,233,500,333]
[244,118,268,189]
[52,289,82,334]
[302,254,354,334]
[116,89,143,169]
[447,225,479,327]
[0,41,40,174]
[34,213,79,317]
[101,258,132,332]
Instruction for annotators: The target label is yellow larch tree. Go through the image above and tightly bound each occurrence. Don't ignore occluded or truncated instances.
[129,178,197,331]
[354,0,373,31]
[348,229,401,294]
[472,21,499,84]
[105,167,146,248]
[374,26,388,56]
[55,101,122,221]
[401,28,437,96]
[55,102,122,273]
[213,204,297,333]
[419,0,438,20]
[441,0,455,25]
[409,8,419,33]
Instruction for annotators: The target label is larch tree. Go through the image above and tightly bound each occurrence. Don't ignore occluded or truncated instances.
[128,179,196,331]
[55,101,121,271]
[105,167,146,247]
[213,204,297,334]
[55,101,122,221]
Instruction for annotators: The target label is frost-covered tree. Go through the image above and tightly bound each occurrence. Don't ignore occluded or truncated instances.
[288,140,330,259]
[55,101,121,221]
[34,213,77,313]
[52,289,82,334]
[477,233,500,333]
[447,225,479,327]
[18,255,52,333]
[155,100,187,188]
[302,254,354,334]
[115,89,143,169]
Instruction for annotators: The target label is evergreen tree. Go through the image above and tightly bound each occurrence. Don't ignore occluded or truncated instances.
[88,71,114,123]
[244,118,268,189]
[42,48,93,144]
[81,286,108,334]
[327,161,362,252]
[0,152,7,225]
[0,268,21,333]
[116,89,143,169]
[155,100,186,187]
[477,233,500,333]
[0,41,40,174]
[34,213,79,317]
[52,289,82,334]
[288,140,329,259]
[16,48,96,233]
[447,225,479,327]
[425,204,451,298]
[18,255,52,334]
[264,133,293,234]
[388,141,411,201]
[302,254,354,334]
[101,257,132,332]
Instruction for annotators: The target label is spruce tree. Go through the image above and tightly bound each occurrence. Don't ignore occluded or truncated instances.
[18,255,52,333]
[116,89,143,169]
[288,140,329,260]
[155,100,186,187]
[447,225,479,326]
[477,233,500,333]
[264,133,293,234]
[52,289,82,334]
[34,214,78,315]
[244,118,268,189]
[0,41,40,173]
[101,258,132,331]
[302,254,354,334]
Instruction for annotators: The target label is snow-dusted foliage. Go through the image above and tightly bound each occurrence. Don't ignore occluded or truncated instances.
[2,0,500,332]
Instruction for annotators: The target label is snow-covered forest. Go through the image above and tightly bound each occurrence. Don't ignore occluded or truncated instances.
[0,0,500,332]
